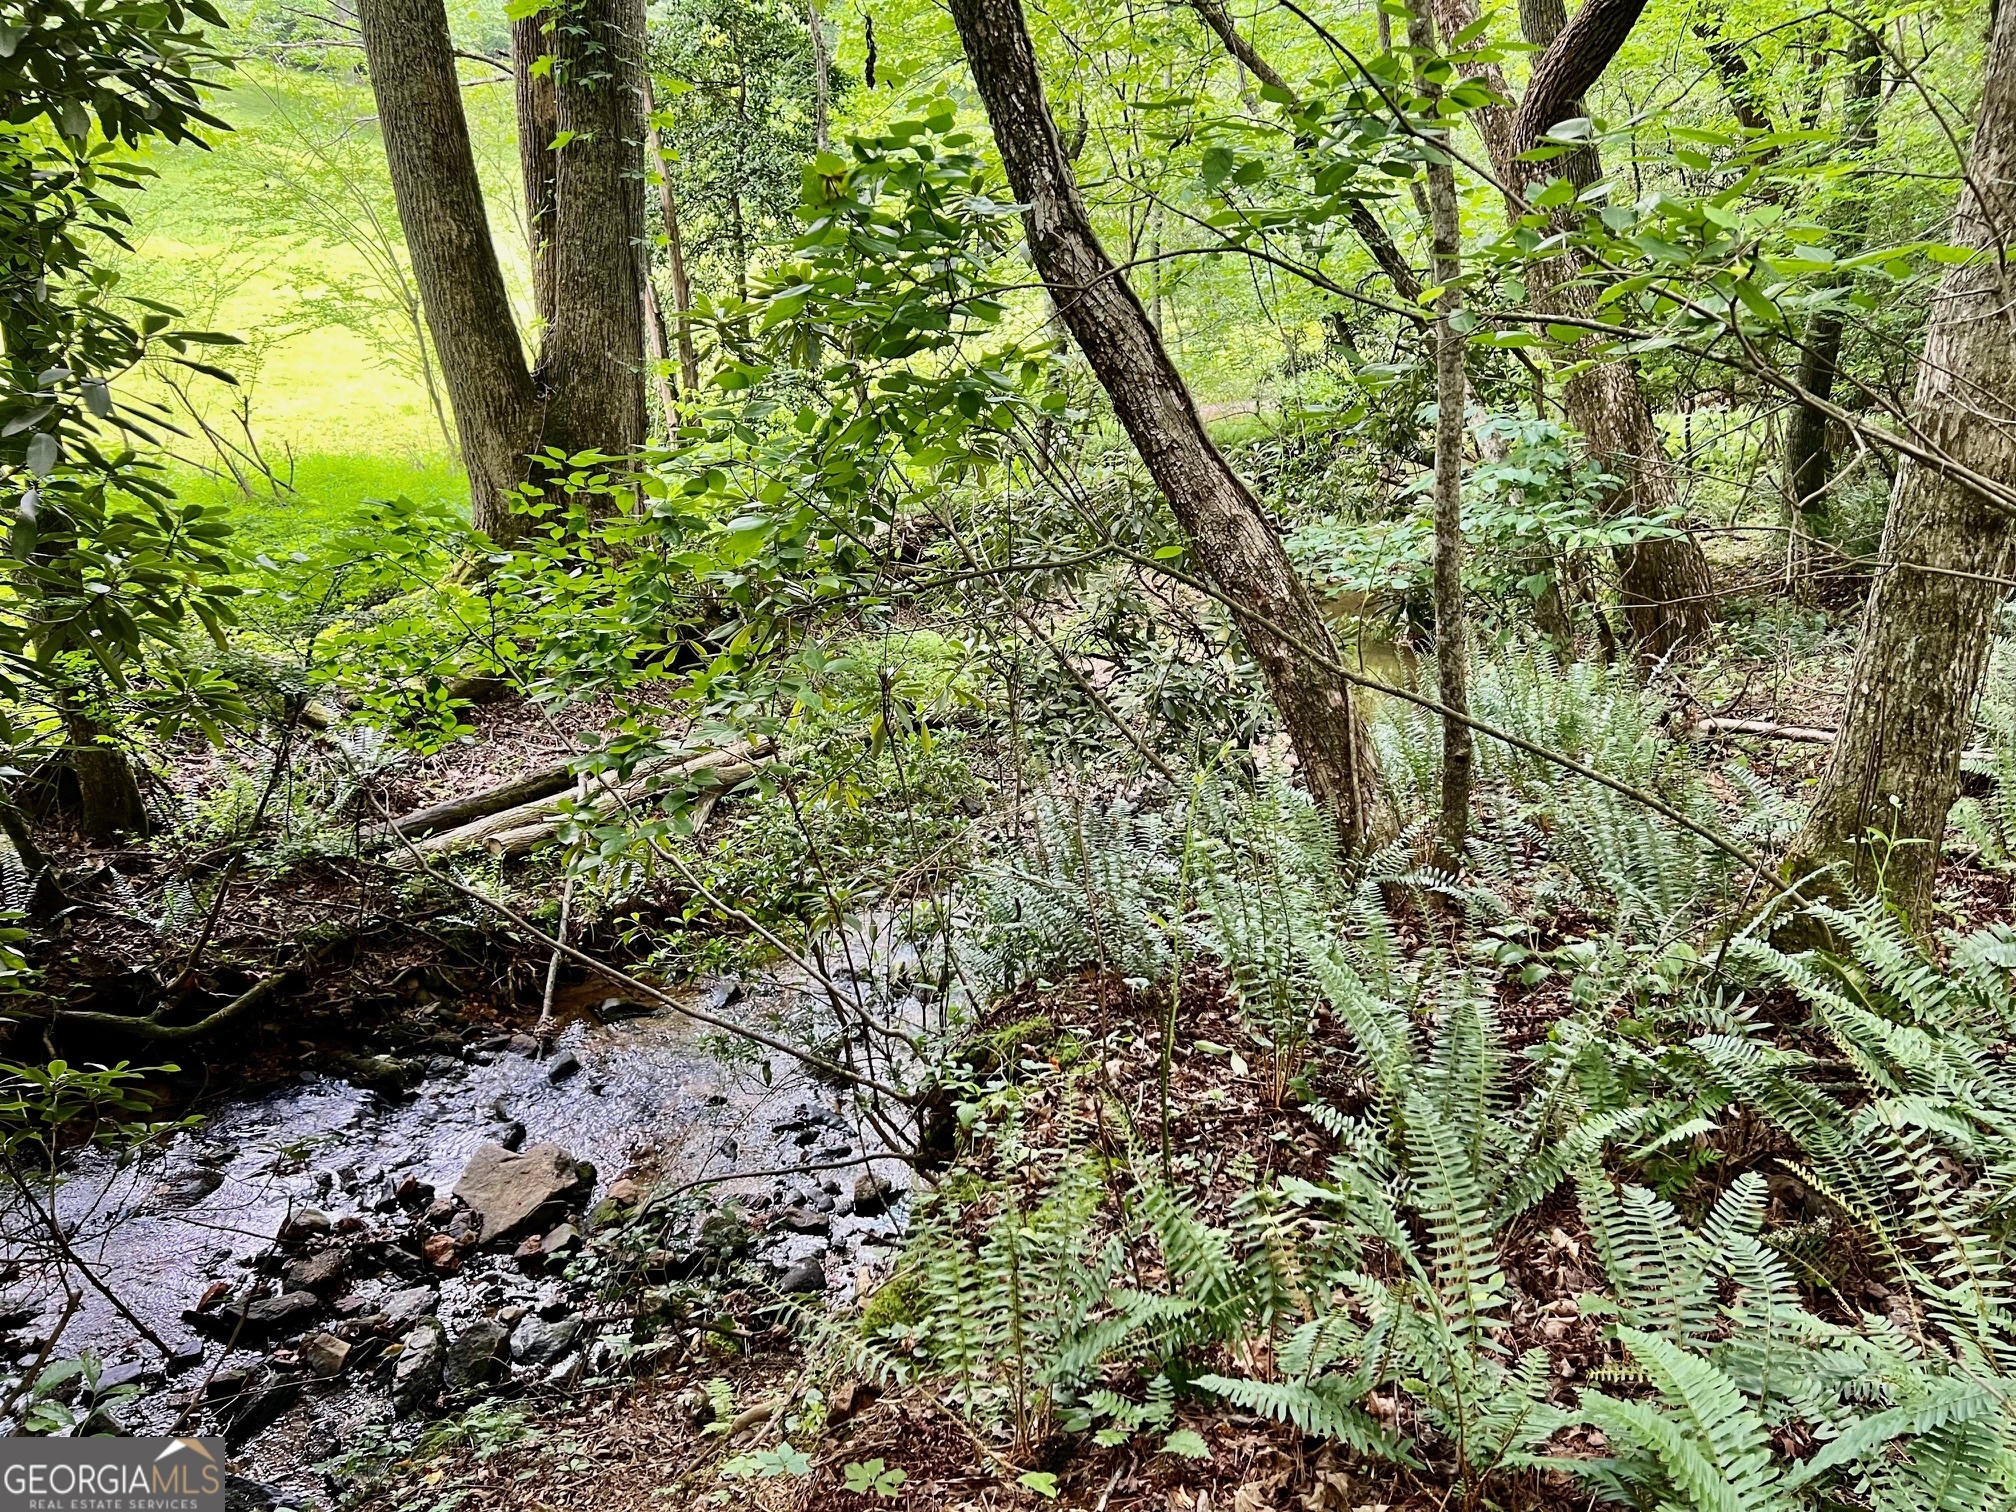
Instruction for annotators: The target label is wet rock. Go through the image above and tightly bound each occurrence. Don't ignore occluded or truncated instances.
[544,1050,581,1084]
[300,1333,350,1378]
[207,1290,320,1342]
[383,1285,438,1332]
[853,1173,902,1217]
[508,1033,539,1056]
[280,1210,332,1245]
[777,1256,827,1294]
[225,1474,280,1511]
[334,1054,422,1096]
[776,1206,830,1236]
[422,1234,460,1275]
[90,1359,162,1398]
[512,1235,546,1271]
[395,1175,435,1209]
[485,1120,526,1152]
[544,1352,585,1390]
[281,1249,346,1295]
[454,1142,588,1245]
[595,997,655,1021]
[168,1338,206,1374]
[425,1198,455,1225]
[391,1325,443,1416]
[510,1315,580,1368]
[443,1320,510,1393]
[541,1223,581,1257]
[221,1376,300,1445]
[151,1166,225,1209]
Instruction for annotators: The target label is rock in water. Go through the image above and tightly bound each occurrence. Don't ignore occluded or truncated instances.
[452,1142,587,1245]
[443,1320,510,1392]
[853,1173,902,1217]
[509,1315,580,1368]
[300,1332,350,1378]
[392,1325,443,1416]
[382,1285,438,1332]
[777,1256,827,1294]
[281,1249,346,1295]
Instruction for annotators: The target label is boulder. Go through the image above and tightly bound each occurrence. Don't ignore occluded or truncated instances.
[776,1205,830,1236]
[280,1210,332,1244]
[509,1315,580,1368]
[151,1166,225,1209]
[391,1325,443,1416]
[443,1320,510,1393]
[452,1142,588,1246]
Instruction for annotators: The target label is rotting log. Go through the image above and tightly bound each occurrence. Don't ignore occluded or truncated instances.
[408,740,771,858]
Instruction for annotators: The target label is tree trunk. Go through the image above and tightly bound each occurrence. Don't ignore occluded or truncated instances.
[513,13,559,332]
[538,0,647,463]
[1784,26,1883,531]
[66,712,147,841]
[1435,0,1714,657]
[643,77,701,395]
[948,0,1392,848]
[807,0,831,152]
[1411,5,1473,869]
[1781,0,2016,926]
[359,0,540,542]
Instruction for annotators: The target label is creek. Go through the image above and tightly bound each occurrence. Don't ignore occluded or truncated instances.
[2,970,915,1507]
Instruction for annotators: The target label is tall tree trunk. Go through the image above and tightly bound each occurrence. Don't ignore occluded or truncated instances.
[948,0,1392,848]
[643,77,701,394]
[1781,0,2016,926]
[538,0,647,463]
[642,273,677,423]
[1784,25,1884,531]
[513,13,559,332]
[807,0,831,152]
[1412,7,1474,870]
[1435,0,1715,657]
[360,0,540,541]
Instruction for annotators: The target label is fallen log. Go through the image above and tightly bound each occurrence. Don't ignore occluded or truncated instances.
[19,971,295,1041]
[391,761,580,839]
[483,764,756,857]
[1688,717,1993,766]
[410,740,771,858]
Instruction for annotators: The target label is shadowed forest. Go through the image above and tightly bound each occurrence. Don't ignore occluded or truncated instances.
[9,0,2016,1505]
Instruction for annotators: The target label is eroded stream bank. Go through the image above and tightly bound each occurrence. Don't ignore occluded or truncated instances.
[2,972,914,1509]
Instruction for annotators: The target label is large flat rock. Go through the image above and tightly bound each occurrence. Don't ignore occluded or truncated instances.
[451,1142,585,1245]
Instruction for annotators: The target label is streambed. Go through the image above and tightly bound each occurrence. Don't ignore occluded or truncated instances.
[2,975,914,1505]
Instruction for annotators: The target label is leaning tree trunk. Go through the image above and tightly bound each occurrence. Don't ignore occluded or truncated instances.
[643,76,702,394]
[359,0,541,543]
[1783,25,1883,534]
[1436,0,1715,658]
[538,0,648,463]
[1781,0,2016,926]
[948,0,1393,848]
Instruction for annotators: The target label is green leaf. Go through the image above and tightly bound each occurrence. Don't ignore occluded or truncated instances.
[1017,1472,1060,1499]
[1162,1429,1212,1459]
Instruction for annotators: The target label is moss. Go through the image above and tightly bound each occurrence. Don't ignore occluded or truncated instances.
[858,1265,921,1332]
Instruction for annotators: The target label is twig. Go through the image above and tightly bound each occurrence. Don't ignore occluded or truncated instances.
[0,1288,81,1423]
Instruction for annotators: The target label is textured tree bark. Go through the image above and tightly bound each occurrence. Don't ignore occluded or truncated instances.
[513,13,558,331]
[1784,26,1883,531]
[950,0,1393,848]
[1435,0,1714,657]
[66,711,147,841]
[360,0,541,541]
[1782,0,2016,926]
[643,77,701,395]
[1411,6,1474,869]
[539,0,647,463]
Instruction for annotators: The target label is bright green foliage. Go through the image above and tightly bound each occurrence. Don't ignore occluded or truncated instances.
[0,0,245,752]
